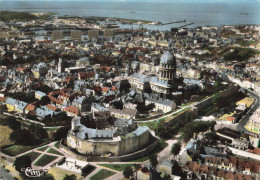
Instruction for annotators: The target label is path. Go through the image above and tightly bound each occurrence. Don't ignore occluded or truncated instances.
[157,139,177,163]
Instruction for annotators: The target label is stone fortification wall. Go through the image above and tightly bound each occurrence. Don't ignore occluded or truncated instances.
[163,85,239,126]
[195,85,239,116]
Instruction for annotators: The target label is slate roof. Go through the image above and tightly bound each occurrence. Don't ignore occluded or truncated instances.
[73,96,85,104]
[16,101,28,111]
[35,91,46,97]
[129,73,171,88]
[183,78,203,86]
[146,94,174,106]
[5,97,16,106]
[36,107,54,118]
[132,126,149,136]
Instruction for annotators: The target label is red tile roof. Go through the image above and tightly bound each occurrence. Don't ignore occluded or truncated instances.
[253,148,260,154]
[48,88,72,96]
[25,104,35,111]
[64,106,79,116]
[111,86,117,91]
[48,95,64,105]
[46,104,58,111]
[102,87,109,92]
[78,71,95,79]
[0,97,6,103]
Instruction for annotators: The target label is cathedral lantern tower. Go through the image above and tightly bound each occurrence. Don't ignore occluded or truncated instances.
[159,51,176,87]
[58,57,64,73]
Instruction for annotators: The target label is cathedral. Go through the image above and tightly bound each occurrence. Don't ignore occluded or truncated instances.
[128,51,177,94]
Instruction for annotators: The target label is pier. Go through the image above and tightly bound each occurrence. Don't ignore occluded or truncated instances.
[162,20,186,25]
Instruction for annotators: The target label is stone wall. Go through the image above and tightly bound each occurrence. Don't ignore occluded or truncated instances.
[194,85,239,116]
[163,85,239,126]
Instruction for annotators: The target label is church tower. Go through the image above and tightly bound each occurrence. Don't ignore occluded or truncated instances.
[58,57,64,73]
[159,51,176,86]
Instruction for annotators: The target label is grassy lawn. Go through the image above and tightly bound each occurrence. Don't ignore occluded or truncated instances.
[1,145,38,156]
[34,154,58,167]
[138,121,158,130]
[98,164,133,171]
[89,169,116,180]
[21,151,41,162]
[53,141,60,149]
[47,148,63,156]
[82,165,96,177]
[37,145,49,152]
[0,125,13,148]
[48,167,81,180]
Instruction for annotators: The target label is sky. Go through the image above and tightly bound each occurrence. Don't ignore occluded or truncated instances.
[0,0,259,2]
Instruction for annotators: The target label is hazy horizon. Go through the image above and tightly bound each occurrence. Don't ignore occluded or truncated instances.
[0,0,260,3]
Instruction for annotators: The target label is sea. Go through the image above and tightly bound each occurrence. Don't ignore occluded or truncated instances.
[0,1,260,31]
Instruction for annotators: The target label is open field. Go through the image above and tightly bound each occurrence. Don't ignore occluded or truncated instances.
[21,151,41,162]
[53,141,60,149]
[89,169,116,180]
[98,164,133,171]
[1,145,36,156]
[37,145,49,152]
[0,125,13,148]
[34,154,58,167]
[47,147,63,156]
[48,167,81,180]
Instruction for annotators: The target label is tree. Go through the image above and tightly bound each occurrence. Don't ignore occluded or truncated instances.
[146,103,155,112]
[133,164,142,171]
[210,121,217,131]
[0,118,8,126]
[10,129,32,145]
[13,156,31,175]
[155,122,173,139]
[149,154,158,168]
[39,96,50,105]
[0,104,7,114]
[123,166,134,179]
[136,102,146,114]
[6,116,21,130]
[111,100,123,110]
[42,114,52,123]
[28,123,48,139]
[63,174,77,180]
[52,111,69,122]
[143,81,152,94]
[171,142,181,157]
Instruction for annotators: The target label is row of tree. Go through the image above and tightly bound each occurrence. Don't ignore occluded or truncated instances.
[180,121,216,142]
[0,116,49,146]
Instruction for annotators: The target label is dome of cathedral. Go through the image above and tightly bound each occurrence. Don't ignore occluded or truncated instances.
[160,51,176,64]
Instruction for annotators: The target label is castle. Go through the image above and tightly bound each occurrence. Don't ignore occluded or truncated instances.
[66,105,155,156]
